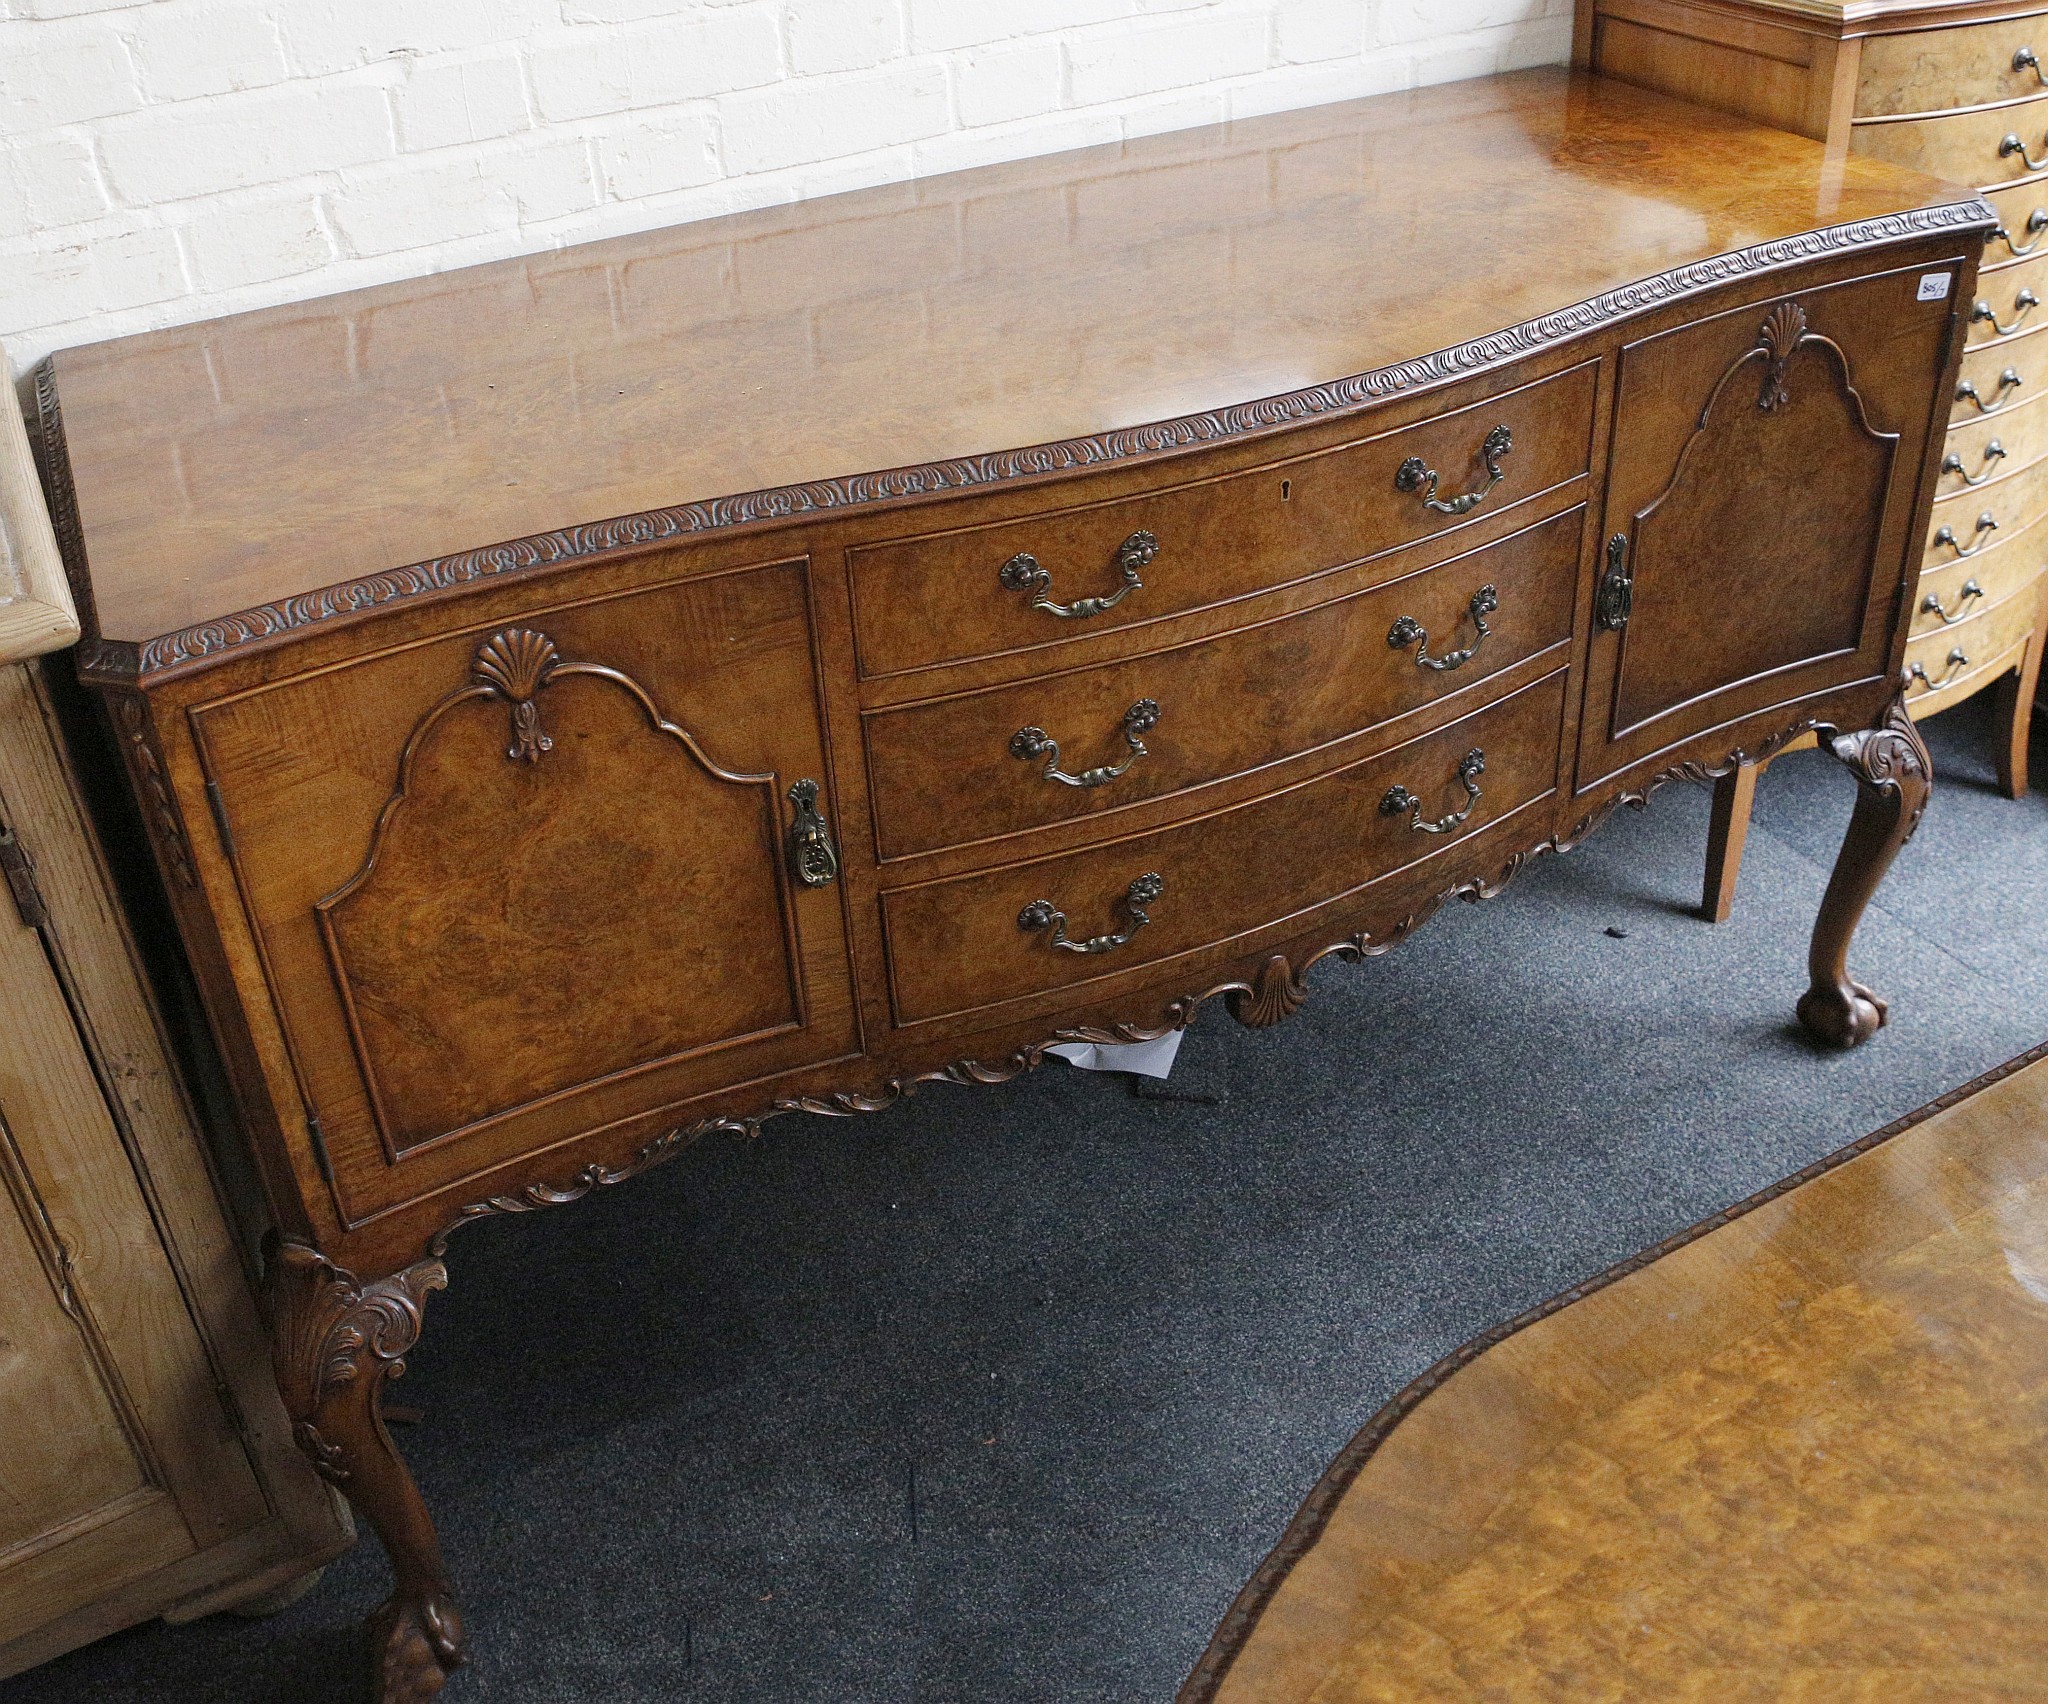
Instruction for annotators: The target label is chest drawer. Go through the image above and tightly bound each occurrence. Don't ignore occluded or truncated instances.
[1968,248,2048,344]
[878,669,1566,1027]
[1984,181,2048,265]
[1856,17,2048,118]
[1904,575,2043,708]
[862,507,1581,862]
[1928,443,2048,565]
[1851,102,2048,190]
[848,362,1597,680]
[1940,393,2048,492]
[1915,509,2048,634]
[1955,326,2048,417]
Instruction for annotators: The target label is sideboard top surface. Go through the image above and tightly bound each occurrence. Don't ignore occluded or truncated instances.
[45,67,1983,662]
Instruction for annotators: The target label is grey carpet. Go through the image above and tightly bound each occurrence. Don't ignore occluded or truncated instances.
[10,693,2045,1704]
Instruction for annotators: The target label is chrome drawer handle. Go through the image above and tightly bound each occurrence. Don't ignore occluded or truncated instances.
[2001,131,2048,173]
[2017,46,2048,86]
[1994,209,2048,257]
[1974,288,2041,337]
[1018,872,1164,955]
[1922,579,1984,625]
[1907,648,1970,694]
[1387,584,1498,672]
[1395,425,1513,517]
[1942,439,2006,486]
[1955,368,2024,414]
[1000,532,1157,620]
[1010,699,1159,789]
[1380,748,1486,836]
[1932,512,1999,559]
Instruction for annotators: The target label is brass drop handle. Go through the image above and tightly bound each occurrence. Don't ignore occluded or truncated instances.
[1922,579,1984,625]
[786,779,840,888]
[1010,699,1160,789]
[1387,584,1498,671]
[1993,208,2048,258]
[1000,532,1157,620]
[2001,131,2048,173]
[1974,289,2041,337]
[1955,368,2024,414]
[1931,512,1999,559]
[1906,647,1970,694]
[1595,532,1634,632]
[1395,425,1513,517]
[1380,748,1486,836]
[1942,440,2007,487]
[2017,46,2048,86]
[1018,872,1164,955]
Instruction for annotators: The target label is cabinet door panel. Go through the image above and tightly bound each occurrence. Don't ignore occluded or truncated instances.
[1579,264,1959,786]
[193,555,860,1223]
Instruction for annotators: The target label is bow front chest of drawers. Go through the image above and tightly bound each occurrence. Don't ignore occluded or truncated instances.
[32,68,1990,1702]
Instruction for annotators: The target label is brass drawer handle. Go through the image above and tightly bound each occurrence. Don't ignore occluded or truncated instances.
[1387,584,1498,672]
[786,779,840,888]
[1994,209,2048,258]
[2017,46,2048,86]
[1955,368,2024,414]
[1395,425,1513,517]
[1010,699,1160,789]
[2001,131,2048,174]
[1380,748,1486,836]
[1932,512,1999,559]
[1000,532,1157,620]
[1973,289,2041,337]
[1941,439,2006,487]
[1922,579,1984,625]
[1906,647,1970,694]
[1018,872,1164,955]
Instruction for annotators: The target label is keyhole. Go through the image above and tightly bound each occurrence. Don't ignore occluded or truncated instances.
[1280,478,1292,500]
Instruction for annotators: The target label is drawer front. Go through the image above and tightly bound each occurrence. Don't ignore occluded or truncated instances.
[1940,393,2048,491]
[1956,326,2048,416]
[848,362,1598,680]
[1856,16,2048,118]
[879,670,1566,1026]
[1927,444,2048,563]
[1983,180,2048,265]
[863,506,1581,862]
[1916,519,2047,635]
[1967,246,2048,343]
[1904,577,2043,706]
[1850,101,2048,190]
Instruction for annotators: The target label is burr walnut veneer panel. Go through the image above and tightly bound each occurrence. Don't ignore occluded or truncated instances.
[34,67,1989,1704]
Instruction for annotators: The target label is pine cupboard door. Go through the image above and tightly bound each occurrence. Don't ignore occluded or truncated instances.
[188,555,861,1227]
[1576,262,1963,788]
[0,817,270,1650]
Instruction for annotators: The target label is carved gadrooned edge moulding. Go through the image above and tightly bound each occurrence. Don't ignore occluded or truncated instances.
[425,715,1835,1261]
[40,202,1994,684]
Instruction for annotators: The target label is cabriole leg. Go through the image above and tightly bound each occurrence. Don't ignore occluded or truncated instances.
[266,1238,464,1703]
[1797,692,1931,1048]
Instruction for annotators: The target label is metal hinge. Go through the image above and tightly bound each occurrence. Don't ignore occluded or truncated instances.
[204,780,238,862]
[1596,532,1634,632]
[0,822,51,935]
[305,1108,336,1187]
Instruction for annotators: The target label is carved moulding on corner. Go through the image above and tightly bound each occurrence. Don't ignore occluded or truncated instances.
[46,203,1996,684]
[111,694,199,888]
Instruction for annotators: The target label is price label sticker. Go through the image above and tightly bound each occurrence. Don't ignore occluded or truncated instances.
[1918,272,1954,302]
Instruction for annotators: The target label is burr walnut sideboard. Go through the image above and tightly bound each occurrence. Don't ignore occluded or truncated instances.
[1575,0,2048,918]
[31,68,1992,1702]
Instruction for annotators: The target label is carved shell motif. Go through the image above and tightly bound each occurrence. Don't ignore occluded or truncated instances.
[1757,300,1810,413]
[471,628,561,763]
[1227,954,1310,1030]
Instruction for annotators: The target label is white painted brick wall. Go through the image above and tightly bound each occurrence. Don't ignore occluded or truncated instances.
[0,0,1573,377]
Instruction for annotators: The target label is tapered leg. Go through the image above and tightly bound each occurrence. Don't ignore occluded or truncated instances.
[1993,626,2044,799]
[1701,759,1760,924]
[267,1239,464,1703]
[1797,692,1932,1048]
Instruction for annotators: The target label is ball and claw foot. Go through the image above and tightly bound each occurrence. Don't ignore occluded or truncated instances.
[1796,978,1889,1049]
[370,1593,466,1703]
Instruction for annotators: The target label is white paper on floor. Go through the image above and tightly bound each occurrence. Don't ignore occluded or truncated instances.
[1044,1030,1184,1080]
